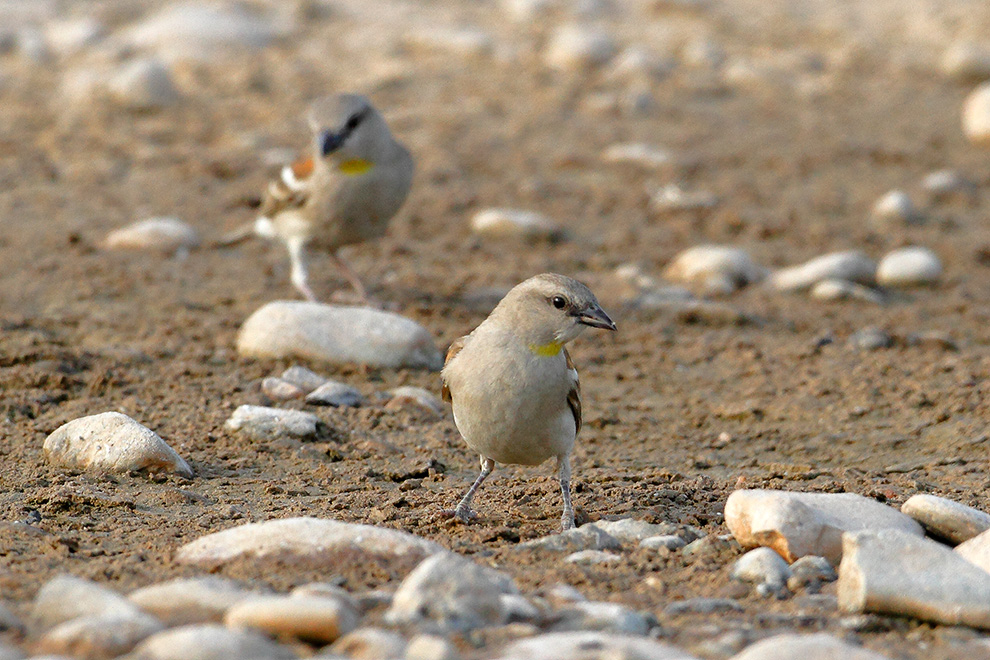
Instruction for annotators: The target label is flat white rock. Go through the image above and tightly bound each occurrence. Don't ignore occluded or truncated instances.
[225,595,359,644]
[44,412,192,478]
[128,576,261,625]
[406,634,461,660]
[108,58,179,110]
[38,613,163,659]
[730,633,891,660]
[384,386,445,416]
[838,529,990,629]
[724,489,923,563]
[386,552,518,632]
[280,365,329,391]
[305,381,364,407]
[900,494,990,544]
[555,602,651,635]
[519,523,622,552]
[223,405,321,441]
[104,218,199,254]
[497,632,698,660]
[544,25,616,71]
[471,208,562,241]
[328,627,407,659]
[663,245,765,295]
[956,530,990,573]
[602,143,674,168]
[876,247,942,288]
[942,43,990,83]
[565,550,620,565]
[767,251,876,292]
[175,517,443,570]
[261,377,305,401]
[129,623,295,660]
[810,279,884,304]
[593,519,701,544]
[31,574,145,633]
[237,301,443,370]
[963,83,990,145]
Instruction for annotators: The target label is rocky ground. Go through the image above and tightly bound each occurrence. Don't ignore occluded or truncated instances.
[3,0,990,659]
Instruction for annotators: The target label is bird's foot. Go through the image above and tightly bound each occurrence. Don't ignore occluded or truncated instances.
[560,515,575,532]
[441,505,477,524]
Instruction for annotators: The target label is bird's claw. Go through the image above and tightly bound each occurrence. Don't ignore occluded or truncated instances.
[441,506,477,524]
[561,516,575,532]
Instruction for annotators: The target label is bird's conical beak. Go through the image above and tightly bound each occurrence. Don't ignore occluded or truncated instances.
[320,130,345,156]
[576,305,616,331]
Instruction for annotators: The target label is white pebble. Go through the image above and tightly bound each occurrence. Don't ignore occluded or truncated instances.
[280,365,328,391]
[31,575,145,633]
[261,377,305,401]
[108,58,179,110]
[384,386,445,416]
[305,381,364,407]
[46,18,104,55]
[901,494,990,545]
[606,46,674,83]
[922,169,973,202]
[731,547,792,597]
[941,43,990,83]
[128,577,261,626]
[406,634,461,660]
[471,209,562,241]
[404,28,493,59]
[810,279,885,304]
[871,190,919,226]
[130,624,295,660]
[651,184,718,212]
[565,550,620,565]
[602,143,674,169]
[544,24,617,72]
[640,535,686,551]
[224,595,359,644]
[876,247,942,287]
[663,245,765,295]
[224,405,321,441]
[104,218,199,254]
[963,83,990,145]
[768,251,876,292]
[329,627,407,660]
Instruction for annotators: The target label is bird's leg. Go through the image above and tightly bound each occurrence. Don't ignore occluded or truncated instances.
[330,250,370,302]
[452,456,495,523]
[558,455,575,531]
[287,236,317,302]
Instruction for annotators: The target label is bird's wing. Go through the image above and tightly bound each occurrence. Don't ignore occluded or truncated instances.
[258,157,314,218]
[440,336,466,403]
[564,347,582,435]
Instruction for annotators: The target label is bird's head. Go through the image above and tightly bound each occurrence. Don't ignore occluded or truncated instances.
[308,93,390,165]
[494,273,616,350]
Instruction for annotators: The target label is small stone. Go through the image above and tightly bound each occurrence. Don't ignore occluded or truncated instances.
[108,58,179,110]
[838,529,990,629]
[681,534,739,559]
[870,190,919,227]
[963,83,990,145]
[810,279,885,304]
[731,547,792,598]
[565,550,620,565]
[663,598,742,616]
[849,327,893,351]
[290,583,360,613]
[922,169,974,202]
[724,489,923,564]
[787,556,837,593]
[384,386,445,416]
[594,519,702,544]
[44,412,193,478]
[500,594,543,624]
[602,143,674,168]
[328,627,406,660]
[237,302,443,370]
[46,18,104,55]
[385,553,518,632]
[662,245,765,295]
[901,494,990,544]
[498,632,696,660]
[518,524,622,552]
[545,584,586,604]
[306,381,364,407]
[104,218,199,254]
[280,365,329,391]
[37,613,163,659]
[651,184,718,212]
[261,377,305,401]
[224,595,359,644]
[406,634,460,660]
[554,602,652,635]
[31,575,145,634]
[941,43,990,83]
[956,530,990,573]
[876,247,942,288]
[640,535,686,551]
[471,209,563,242]
[128,576,261,625]
[130,623,295,660]
[223,405,322,442]
[768,251,876,292]
[731,633,892,660]
[404,28,493,59]
[175,517,443,570]
[544,24,617,71]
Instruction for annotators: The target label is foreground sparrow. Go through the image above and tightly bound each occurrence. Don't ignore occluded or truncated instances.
[441,273,616,531]
[225,93,414,302]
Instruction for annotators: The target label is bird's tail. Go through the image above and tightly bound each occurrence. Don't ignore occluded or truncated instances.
[213,217,276,247]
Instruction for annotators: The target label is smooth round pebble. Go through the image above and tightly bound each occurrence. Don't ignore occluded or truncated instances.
[942,43,990,83]
[544,24,617,71]
[329,627,407,660]
[849,327,893,351]
[871,190,919,226]
[640,535,686,551]
[788,555,837,593]
[104,218,199,254]
[225,595,359,644]
[963,83,990,145]
[471,208,562,242]
[108,58,179,110]
[876,247,942,287]
[406,634,461,660]
[305,381,364,407]
[565,550,621,565]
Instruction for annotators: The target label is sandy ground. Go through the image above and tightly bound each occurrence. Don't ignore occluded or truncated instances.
[2,0,990,658]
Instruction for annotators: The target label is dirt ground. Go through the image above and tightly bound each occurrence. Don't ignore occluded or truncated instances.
[2,0,990,658]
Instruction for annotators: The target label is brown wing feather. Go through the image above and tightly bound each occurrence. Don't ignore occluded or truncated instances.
[564,347,582,435]
[258,158,311,218]
[440,336,466,403]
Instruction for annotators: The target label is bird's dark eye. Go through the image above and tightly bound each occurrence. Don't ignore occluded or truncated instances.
[551,296,567,309]
[345,113,362,131]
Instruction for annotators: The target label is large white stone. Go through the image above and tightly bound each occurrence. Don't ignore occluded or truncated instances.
[236,302,443,370]
[730,633,891,660]
[386,553,518,632]
[497,632,698,660]
[104,218,199,254]
[724,489,923,564]
[225,595,359,644]
[663,245,765,295]
[767,251,876,292]
[129,623,295,660]
[518,524,622,552]
[471,209,562,242]
[328,627,407,659]
[876,247,942,288]
[175,517,443,570]
[43,412,193,478]
[128,577,261,625]
[31,575,145,633]
[38,613,163,659]
[963,83,990,145]
[592,519,701,544]
[108,58,179,110]
[901,494,990,545]
[731,547,791,597]
[544,25,616,71]
[956,530,990,573]
[838,529,990,629]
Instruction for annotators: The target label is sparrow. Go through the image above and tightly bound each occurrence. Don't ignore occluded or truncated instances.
[224,93,414,302]
[441,273,616,531]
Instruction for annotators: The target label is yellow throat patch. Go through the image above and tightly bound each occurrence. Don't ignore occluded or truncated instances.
[337,159,375,176]
[529,341,563,357]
